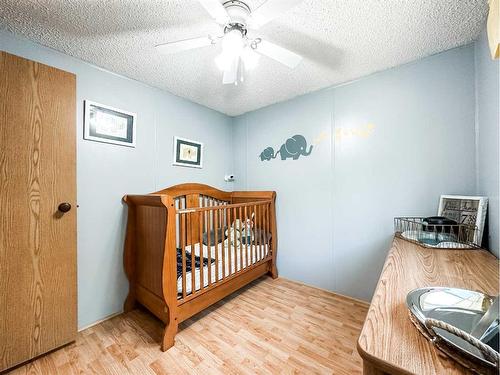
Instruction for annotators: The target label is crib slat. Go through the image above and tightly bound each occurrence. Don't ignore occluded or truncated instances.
[252,205,256,263]
[256,208,259,264]
[231,208,236,276]
[207,210,212,287]
[220,202,224,228]
[214,208,219,283]
[254,204,258,262]
[190,212,195,295]
[236,206,240,269]
[266,202,270,257]
[269,202,272,256]
[251,207,254,264]
[205,211,212,272]
[228,207,232,275]
[262,204,266,260]
[262,204,267,260]
[193,212,202,290]
[248,205,252,266]
[234,206,238,272]
[264,203,268,258]
[204,196,208,234]
[263,205,266,259]
[268,202,271,257]
[221,208,226,279]
[255,206,262,260]
[244,205,249,269]
[181,213,186,299]
[259,204,263,261]
[232,206,236,274]
[175,199,180,249]
[238,207,246,271]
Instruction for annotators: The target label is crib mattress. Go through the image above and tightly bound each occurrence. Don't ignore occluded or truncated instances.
[177,243,269,296]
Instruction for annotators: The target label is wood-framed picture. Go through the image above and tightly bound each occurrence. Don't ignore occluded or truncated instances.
[438,195,488,246]
[84,100,136,147]
[173,136,203,168]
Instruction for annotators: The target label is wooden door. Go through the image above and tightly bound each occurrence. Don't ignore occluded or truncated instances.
[0,51,77,371]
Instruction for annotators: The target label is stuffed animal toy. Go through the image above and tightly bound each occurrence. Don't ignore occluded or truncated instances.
[224,219,254,248]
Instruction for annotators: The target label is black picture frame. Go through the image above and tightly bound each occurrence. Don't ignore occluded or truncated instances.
[173,136,203,168]
[84,100,136,147]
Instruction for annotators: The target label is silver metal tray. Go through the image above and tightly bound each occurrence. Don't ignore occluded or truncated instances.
[407,287,499,368]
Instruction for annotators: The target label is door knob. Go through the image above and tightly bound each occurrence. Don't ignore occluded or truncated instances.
[58,202,71,213]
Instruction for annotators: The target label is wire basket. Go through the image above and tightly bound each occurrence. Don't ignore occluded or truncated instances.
[394,217,480,249]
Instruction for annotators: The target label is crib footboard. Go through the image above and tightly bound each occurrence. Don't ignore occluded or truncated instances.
[123,184,277,351]
[122,194,179,350]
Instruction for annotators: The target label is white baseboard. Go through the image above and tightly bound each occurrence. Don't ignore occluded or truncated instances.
[78,311,123,332]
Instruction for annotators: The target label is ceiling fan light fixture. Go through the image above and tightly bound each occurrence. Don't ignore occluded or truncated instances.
[215,28,246,71]
[156,0,305,85]
[221,29,244,55]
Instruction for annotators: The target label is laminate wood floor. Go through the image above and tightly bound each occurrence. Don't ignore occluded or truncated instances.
[7,277,369,375]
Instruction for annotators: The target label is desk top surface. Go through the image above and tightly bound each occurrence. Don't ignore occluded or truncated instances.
[357,236,499,375]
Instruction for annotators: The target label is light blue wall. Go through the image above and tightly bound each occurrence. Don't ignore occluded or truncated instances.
[234,90,335,288]
[0,31,234,329]
[475,30,500,257]
[1,27,495,317]
[233,45,477,301]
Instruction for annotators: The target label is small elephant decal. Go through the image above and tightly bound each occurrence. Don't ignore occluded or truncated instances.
[259,147,278,161]
[278,135,313,160]
[259,134,313,162]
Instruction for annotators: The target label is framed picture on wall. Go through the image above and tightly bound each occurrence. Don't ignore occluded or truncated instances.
[84,100,136,147]
[438,195,488,246]
[173,136,203,168]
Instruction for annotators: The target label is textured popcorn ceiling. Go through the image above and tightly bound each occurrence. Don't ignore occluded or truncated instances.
[0,0,488,116]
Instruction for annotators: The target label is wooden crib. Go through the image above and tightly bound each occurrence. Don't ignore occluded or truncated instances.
[122,183,277,351]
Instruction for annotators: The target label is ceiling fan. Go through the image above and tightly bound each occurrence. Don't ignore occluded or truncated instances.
[155,0,303,85]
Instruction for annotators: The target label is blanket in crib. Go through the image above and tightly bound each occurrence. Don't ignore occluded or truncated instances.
[176,248,213,280]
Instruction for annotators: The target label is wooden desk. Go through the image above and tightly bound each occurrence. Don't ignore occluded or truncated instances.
[357,236,499,375]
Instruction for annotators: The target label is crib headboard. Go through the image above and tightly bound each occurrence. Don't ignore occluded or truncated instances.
[151,184,275,246]
[153,183,231,203]
[152,183,275,208]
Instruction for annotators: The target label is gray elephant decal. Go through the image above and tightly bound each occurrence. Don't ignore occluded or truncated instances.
[259,134,313,162]
[278,135,313,160]
[259,147,277,161]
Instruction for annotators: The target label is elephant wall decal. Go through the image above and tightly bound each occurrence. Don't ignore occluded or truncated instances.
[259,147,278,161]
[278,134,313,160]
[259,134,313,162]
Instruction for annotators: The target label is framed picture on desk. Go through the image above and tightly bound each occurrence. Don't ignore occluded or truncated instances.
[438,195,488,246]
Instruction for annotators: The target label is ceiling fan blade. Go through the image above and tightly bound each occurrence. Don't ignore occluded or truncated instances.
[197,0,230,25]
[222,56,240,84]
[255,40,302,68]
[155,36,213,54]
[247,0,303,29]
